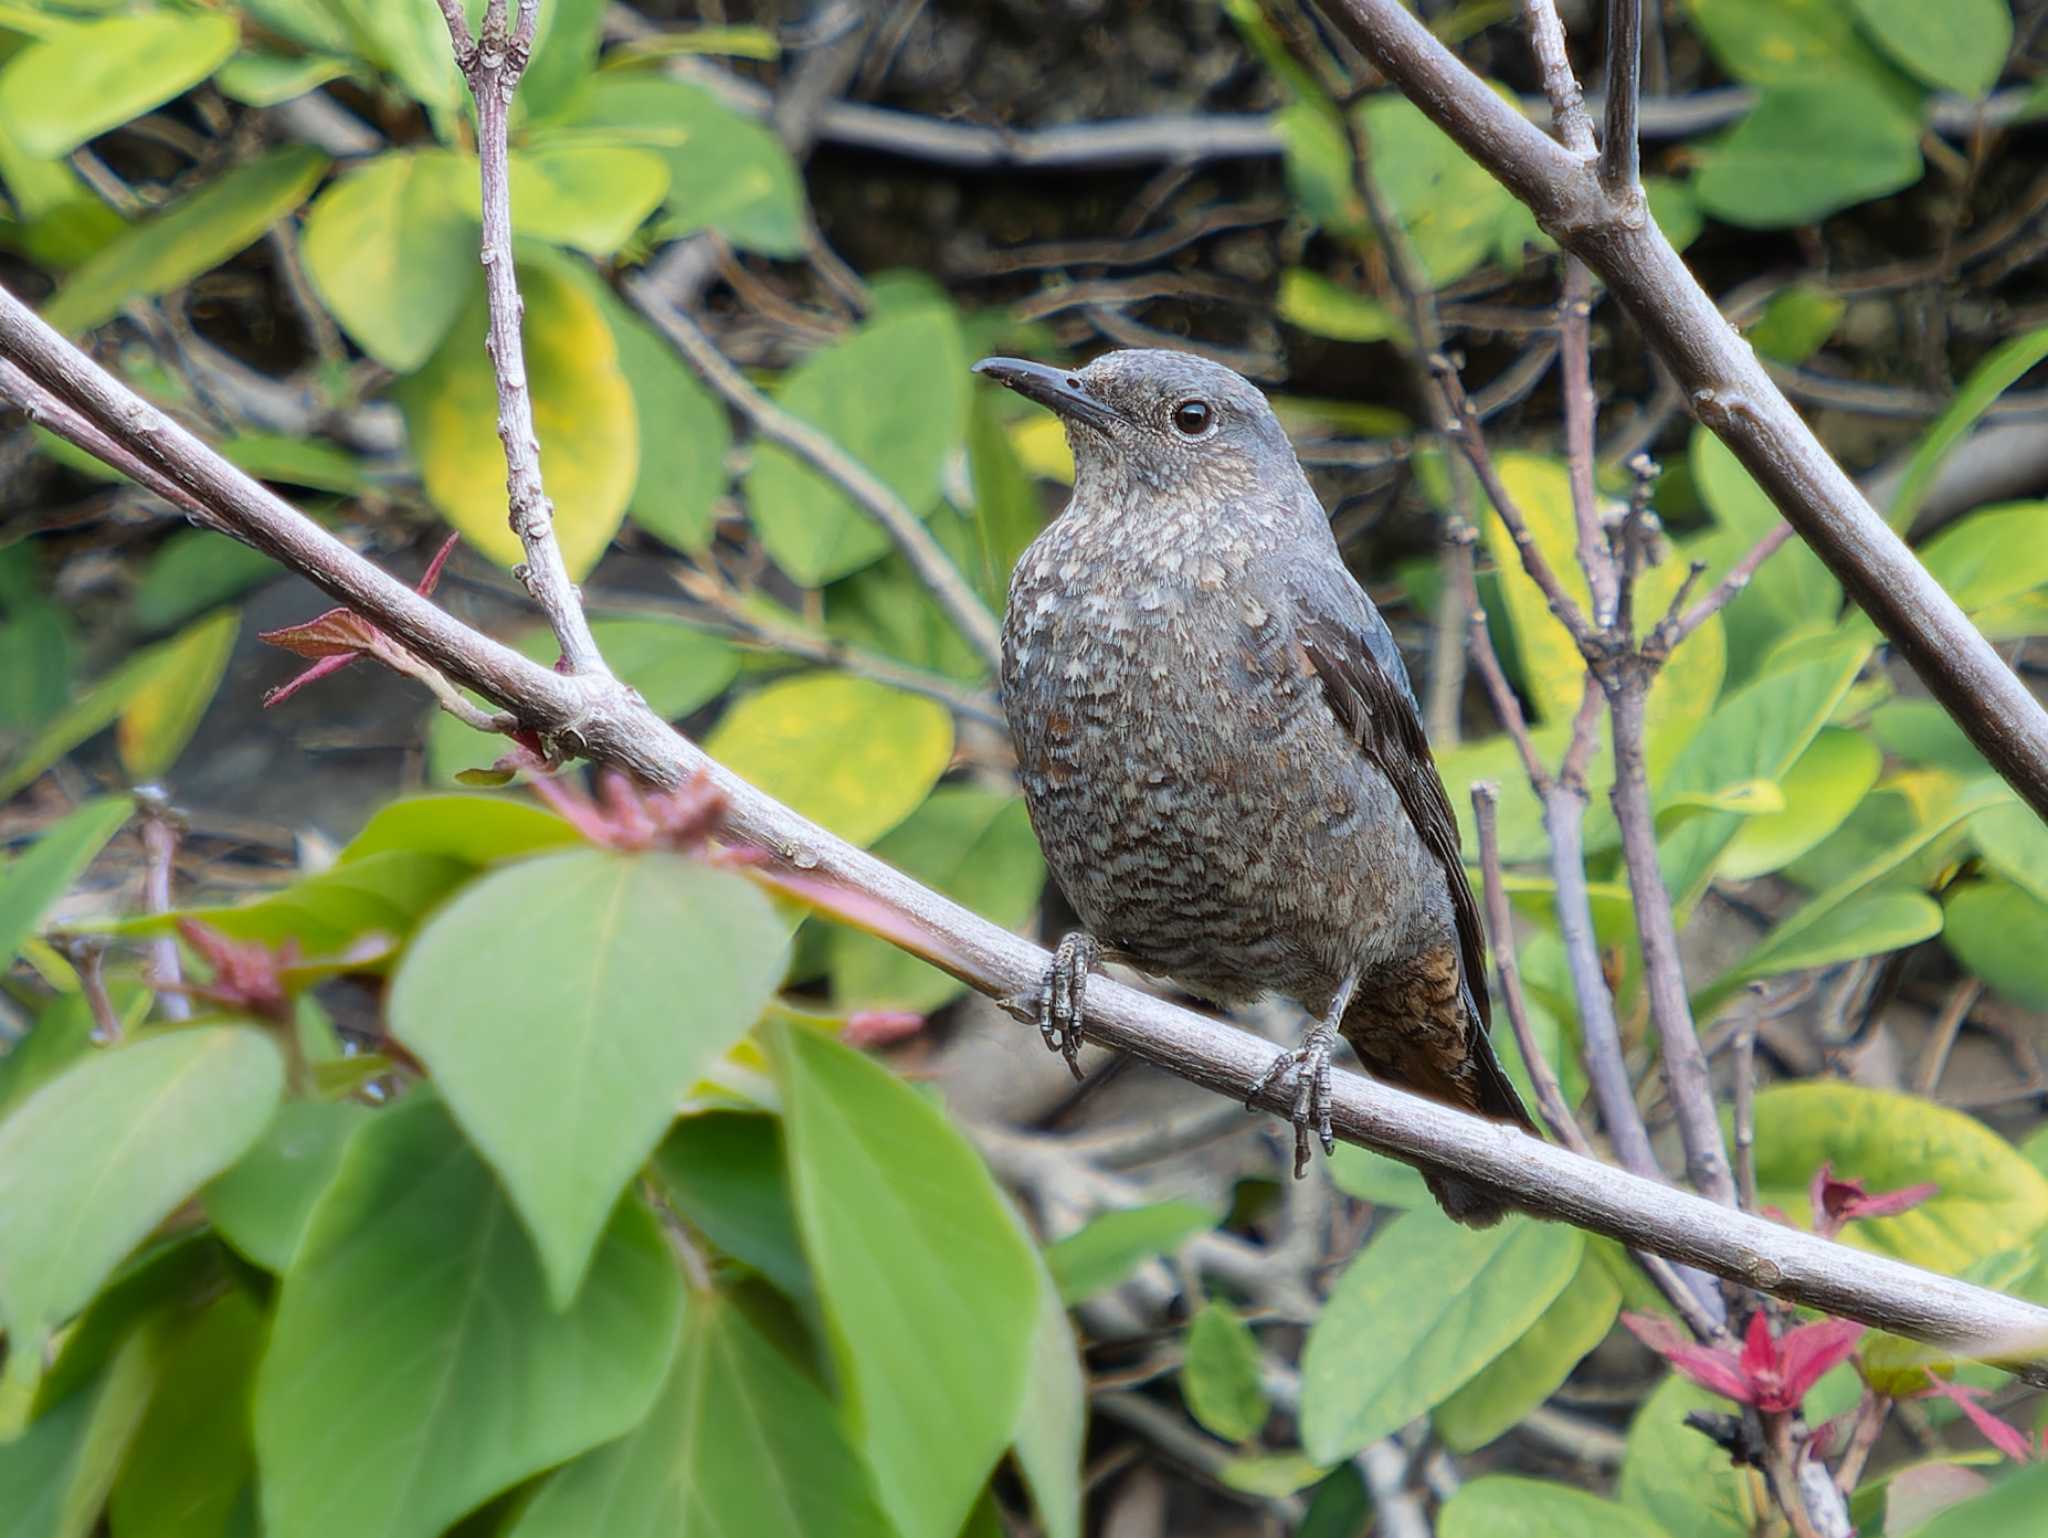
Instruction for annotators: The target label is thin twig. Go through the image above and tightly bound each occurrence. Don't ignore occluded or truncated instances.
[1649,522,1795,659]
[1833,1392,1890,1496]
[437,0,607,679]
[1559,261,1617,627]
[1518,0,1597,156]
[622,276,1003,671]
[1913,979,1984,1097]
[1601,0,1642,191]
[135,786,189,1022]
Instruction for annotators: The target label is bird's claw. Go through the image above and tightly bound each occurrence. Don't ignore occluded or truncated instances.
[1246,1023,1337,1178]
[1034,931,1099,1080]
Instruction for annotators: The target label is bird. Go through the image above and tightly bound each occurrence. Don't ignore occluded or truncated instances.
[976,347,1536,1226]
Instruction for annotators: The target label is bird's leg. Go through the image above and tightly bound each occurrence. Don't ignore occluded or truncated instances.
[1246,968,1362,1178]
[1029,931,1100,1080]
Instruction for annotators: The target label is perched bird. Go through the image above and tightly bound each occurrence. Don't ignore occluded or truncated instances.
[977,348,1535,1226]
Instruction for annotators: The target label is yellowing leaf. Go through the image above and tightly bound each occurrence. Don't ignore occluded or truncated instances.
[1008,415,1073,484]
[0,13,236,158]
[116,608,239,780]
[706,674,952,847]
[401,259,637,578]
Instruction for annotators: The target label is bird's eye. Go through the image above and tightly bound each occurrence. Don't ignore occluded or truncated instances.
[1171,399,1213,436]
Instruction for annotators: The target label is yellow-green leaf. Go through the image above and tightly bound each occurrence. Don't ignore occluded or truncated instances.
[0,14,236,158]
[401,259,638,578]
[116,608,238,780]
[706,674,952,847]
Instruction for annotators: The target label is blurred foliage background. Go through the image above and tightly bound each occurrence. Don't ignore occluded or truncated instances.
[3,0,2048,1535]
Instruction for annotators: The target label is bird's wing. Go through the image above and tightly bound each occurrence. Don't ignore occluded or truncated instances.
[1279,571,1492,1039]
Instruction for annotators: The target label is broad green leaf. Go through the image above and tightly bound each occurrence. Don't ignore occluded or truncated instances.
[327,0,458,110]
[1684,0,1922,102]
[1748,1081,2048,1272]
[1871,701,1987,774]
[775,1022,1038,1538]
[1701,776,2006,1010]
[1904,1465,2048,1538]
[1278,268,1398,343]
[1891,329,2048,530]
[0,1028,283,1403]
[134,531,280,630]
[202,1099,372,1272]
[1720,728,1880,881]
[518,0,606,119]
[390,850,789,1304]
[116,607,238,781]
[963,389,1047,601]
[1689,428,1841,680]
[0,797,128,964]
[1301,1209,1582,1463]
[0,1314,163,1538]
[1944,879,2048,1010]
[1014,1260,1086,1538]
[743,303,971,585]
[0,992,97,1121]
[1183,1300,1269,1442]
[1846,0,2011,98]
[43,146,327,335]
[216,49,353,107]
[254,1093,684,1538]
[0,13,236,158]
[1968,799,2048,906]
[114,849,471,954]
[1917,503,2048,615]
[1328,1141,1432,1208]
[1274,100,1366,238]
[497,145,668,256]
[1620,1373,1761,1538]
[1434,1244,1621,1451]
[1218,1451,1333,1498]
[1695,84,1924,228]
[829,789,1044,1013]
[219,431,367,494]
[106,1286,263,1538]
[652,1113,809,1300]
[338,794,578,867]
[507,1286,894,1538]
[1444,1476,1672,1538]
[1646,175,1704,250]
[707,673,953,847]
[402,257,638,578]
[237,0,354,56]
[1358,92,1517,288]
[574,74,806,255]
[1746,283,1844,364]
[300,150,479,372]
[1044,1199,1220,1303]
[600,290,730,553]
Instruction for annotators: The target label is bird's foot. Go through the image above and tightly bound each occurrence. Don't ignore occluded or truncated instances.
[1246,1020,1340,1179]
[1025,931,1099,1081]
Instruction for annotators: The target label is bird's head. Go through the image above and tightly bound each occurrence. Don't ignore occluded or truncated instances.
[972,349,1296,509]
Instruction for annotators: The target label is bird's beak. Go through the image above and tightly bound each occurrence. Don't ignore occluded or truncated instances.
[972,357,1124,433]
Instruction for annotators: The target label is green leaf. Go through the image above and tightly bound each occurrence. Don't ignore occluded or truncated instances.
[106,1286,264,1538]
[1695,83,1924,228]
[220,431,368,494]
[300,150,479,373]
[1746,283,1845,364]
[216,49,353,107]
[0,13,236,158]
[202,1099,372,1272]
[652,1113,810,1299]
[1917,503,2048,615]
[1872,700,1991,776]
[1357,92,1517,288]
[1689,427,1841,679]
[1327,1141,1433,1208]
[118,849,471,954]
[390,849,789,1305]
[963,388,1046,602]
[1301,1210,1582,1463]
[743,302,971,585]
[1218,1450,1333,1498]
[0,797,128,964]
[1944,879,2048,1010]
[829,789,1044,1013]
[0,1313,164,1538]
[116,607,239,780]
[0,1028,283,1404]
[401,256,638,578]
[706,673,953,847]
[1183,1300,1269,1442]
[518,0,606,120]
[775,1022,1039,1538]
[134,531,280,630]
[1014,1260,1086,1538]
[338,793,579,866]
[1278,268,1398,343]
[1890,329,2048,530]
[507,1287,894,1538]
[1968,799,2048,906]
[1646,175,1704,250]
[1434,1244,1621,1451]
[1444,1476,1673,1538]
[253,1092,685,1538]
[327,0,459,110]
[1904,1465,2048,1538]
[1684,0,1922,101]
[43,146,327,335]
[1620,1373,1761,1538]
[600,289,730,553]
[500,144,668,255]
[573,74,806,255]
[1044,1199,1220,1303]
[1719,728,1881,881]
[1747,1081,2048,1273]
[1846,0,2011,97]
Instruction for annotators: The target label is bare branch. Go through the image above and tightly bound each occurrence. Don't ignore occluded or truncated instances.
[623,276,1004,672]
[1518,0,1597,156]
[1602,0,1643,190]
[5,284,2046,1385]
[1649,521,1795,660]
[1559,261,1618,627]
[1314,0,2048,823]
[134,786,188,1022]
[438,0,607,678]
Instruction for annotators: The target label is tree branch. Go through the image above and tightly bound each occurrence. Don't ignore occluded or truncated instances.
[1602,0,1643,190]
[1314,0,2048,823]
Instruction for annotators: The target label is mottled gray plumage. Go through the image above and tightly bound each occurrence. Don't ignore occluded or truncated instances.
[979,348,1534,1226]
